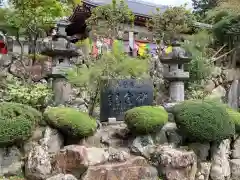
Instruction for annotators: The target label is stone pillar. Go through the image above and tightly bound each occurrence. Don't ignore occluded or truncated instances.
[52,78,72,105]
[169,81,184,102]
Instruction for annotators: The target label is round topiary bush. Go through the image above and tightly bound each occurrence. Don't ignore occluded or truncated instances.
[227,108,240,134]
[0,102,42,146]
[124,106,168,134]
[173,100,235,142]
[44,107,97,138]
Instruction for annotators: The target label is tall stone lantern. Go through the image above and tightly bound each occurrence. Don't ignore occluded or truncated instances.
[160,41,192,102]
[41,19,80,105]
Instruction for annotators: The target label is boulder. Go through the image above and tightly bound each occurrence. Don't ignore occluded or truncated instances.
[189,142,210,161]
[204,80,216,92]
[9,55,51,81]
[210,139,231,180]
[154,122,182,147]
[25,142,52,180]
[46,174,77,180]
[130,135,155,158]
[81,123,130,151]
[232,136,240,159]
[54,145,89,178]
[210,85,226,99]
[195,162,211,180]
[150,145,197,180]
[54,145,130,178]
[82,156,158,180]
[230,159,240,180]
[0,146,23,176]
[107,147,130,163]
[31,126,46,142]
[40,127,63,154]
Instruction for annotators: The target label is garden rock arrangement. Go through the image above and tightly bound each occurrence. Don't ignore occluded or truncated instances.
[1,99,240,180]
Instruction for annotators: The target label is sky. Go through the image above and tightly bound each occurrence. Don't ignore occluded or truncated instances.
[144,0,193,9]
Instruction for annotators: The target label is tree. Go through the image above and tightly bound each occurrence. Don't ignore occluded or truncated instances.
[147,6,195,50]
[6,0,71,60]
[0,0,74,82]
[192,0,218,18]
[206,0,240,68]
[86,0,134,40]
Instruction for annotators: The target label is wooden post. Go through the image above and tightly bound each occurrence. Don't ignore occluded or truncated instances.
[129,31,137,57]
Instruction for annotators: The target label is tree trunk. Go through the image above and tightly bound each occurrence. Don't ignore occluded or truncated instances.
[89,86,100,116]
[16,31,28,83]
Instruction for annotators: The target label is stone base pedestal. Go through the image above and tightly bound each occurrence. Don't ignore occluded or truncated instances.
[169,81,184,102]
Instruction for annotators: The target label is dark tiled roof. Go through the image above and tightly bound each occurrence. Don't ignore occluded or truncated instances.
[83,0,168,17]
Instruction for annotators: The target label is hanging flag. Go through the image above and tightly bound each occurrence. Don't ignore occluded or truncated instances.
[92,42,98,57]
[165,46,173,54]
[137,42,150,56]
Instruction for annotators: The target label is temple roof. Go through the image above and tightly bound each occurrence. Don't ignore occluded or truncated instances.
[83,0,168,17]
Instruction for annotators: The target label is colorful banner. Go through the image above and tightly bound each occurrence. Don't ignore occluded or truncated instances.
[89,38,158,57]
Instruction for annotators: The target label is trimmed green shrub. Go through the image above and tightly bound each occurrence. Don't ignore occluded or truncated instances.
[173,100,235,142]
[227,108,240,134]
[124,106,168,134]
[200,99,240,135]
[0,102,42,146]
[44,107,97,138]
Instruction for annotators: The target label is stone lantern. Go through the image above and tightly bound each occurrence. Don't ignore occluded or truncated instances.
[41,19,80,105]
[160,41,192,102]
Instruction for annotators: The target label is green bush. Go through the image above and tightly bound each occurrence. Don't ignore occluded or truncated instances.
[44,107,97,138]
[173,100,235,142]
[3,76,52,110]
[227,108,240,134]
[124,106,168,134]
[0,102,42,146]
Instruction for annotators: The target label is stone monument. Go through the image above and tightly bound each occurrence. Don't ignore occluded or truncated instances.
[100,79,153,122]
[41,19,80,105]
[160,41,192,102]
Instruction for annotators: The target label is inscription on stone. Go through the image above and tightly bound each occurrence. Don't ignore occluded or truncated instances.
[100,79,153,121]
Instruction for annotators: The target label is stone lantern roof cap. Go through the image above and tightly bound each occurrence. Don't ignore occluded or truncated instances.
[160,46,192,64]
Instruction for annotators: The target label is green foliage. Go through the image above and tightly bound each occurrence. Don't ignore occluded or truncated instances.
[0,102,42,146]
[0,176,25,180]
[227,108,240,134]
[147,6,195,42]
[173,100,235,142]
[183,31,214,84]
[192,0,218,18]
[186,86,209,100]
[182,31,214,98]
[206,0,240,46]
[2,76,52,110]
[2,0,71,62]
[44,107,97,138]
[86,0,134,39]
[213,15,240,46]
[124,106,168,134]
[7,0,71,34]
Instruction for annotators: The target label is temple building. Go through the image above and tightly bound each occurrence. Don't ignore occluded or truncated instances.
[65,0,169,56]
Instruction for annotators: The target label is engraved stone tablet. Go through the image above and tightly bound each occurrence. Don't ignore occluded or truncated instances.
[100,79,154,122]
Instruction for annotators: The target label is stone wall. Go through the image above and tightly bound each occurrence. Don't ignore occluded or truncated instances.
[2,105,240,180]
[205,67,240,109]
